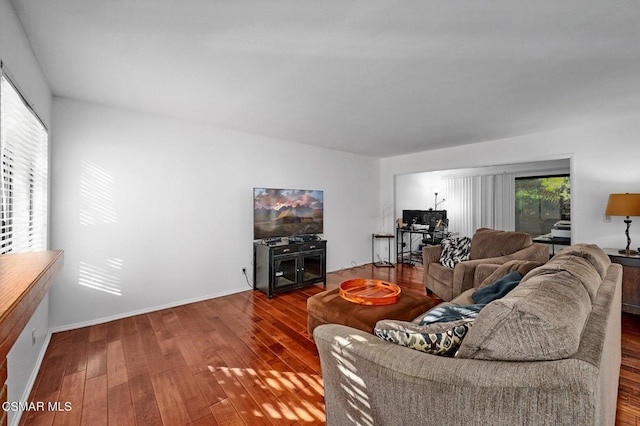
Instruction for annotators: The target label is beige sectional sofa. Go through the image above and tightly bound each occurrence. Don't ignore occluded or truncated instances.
[314,244,622,425]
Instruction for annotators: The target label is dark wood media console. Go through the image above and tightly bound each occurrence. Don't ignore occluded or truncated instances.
[253,240,326,299]
[604,248,640,314]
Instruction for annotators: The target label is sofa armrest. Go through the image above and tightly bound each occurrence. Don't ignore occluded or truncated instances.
[314,324,598,425]
[459,243,549,268]
[423,245,443,290]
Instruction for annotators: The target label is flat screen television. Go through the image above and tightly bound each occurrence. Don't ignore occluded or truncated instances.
[253,188,324,240]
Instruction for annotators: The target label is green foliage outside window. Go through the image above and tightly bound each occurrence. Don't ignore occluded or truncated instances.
[515,175,570,237]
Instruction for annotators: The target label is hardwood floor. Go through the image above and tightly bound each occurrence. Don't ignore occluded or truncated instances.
[19,263,640,425]
[618,312,640,424]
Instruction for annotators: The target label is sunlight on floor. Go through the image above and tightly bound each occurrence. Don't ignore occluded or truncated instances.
[212,365,325,423]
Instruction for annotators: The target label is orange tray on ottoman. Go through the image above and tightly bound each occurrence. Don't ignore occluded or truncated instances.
[339,279,401,306]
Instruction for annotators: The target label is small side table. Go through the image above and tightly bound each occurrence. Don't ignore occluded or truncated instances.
[532,233,571,257]
[604,248,640,314]
[372,234,394,268]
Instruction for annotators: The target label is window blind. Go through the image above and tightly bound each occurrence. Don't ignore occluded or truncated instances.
[0,69,48,254]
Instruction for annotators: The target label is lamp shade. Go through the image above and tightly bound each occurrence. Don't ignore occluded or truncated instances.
[605,193,640,217]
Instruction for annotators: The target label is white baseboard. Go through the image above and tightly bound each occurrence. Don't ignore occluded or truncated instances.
[10,331,53,426]
[50,286,249,333]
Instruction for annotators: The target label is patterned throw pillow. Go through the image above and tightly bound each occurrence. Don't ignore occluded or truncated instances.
[439,236,472,268]
[374,318,473,357]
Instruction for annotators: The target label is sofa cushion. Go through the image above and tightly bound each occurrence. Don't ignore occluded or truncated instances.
[472,271,523,304]
[457,269,593,361]
[470,228,532,260]
[450,288,476,306]
[374,318,474,357]
[478,259,543,289]
[439,236,471,268]
[550,243,611,280]
[523,255,601,302]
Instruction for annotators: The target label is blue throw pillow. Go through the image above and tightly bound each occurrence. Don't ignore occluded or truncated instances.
[472,271,523,305]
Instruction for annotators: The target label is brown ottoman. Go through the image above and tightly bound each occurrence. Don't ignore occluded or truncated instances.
[307,287,436,337]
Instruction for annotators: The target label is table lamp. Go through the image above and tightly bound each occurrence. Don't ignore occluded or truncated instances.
[605,193,640,255]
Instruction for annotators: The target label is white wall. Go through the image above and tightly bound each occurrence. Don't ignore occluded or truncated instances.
[50,98,380,329]
[381,113,640,250]
[6,294,50,425]
[395,170,450,219]
[0,0,51,128]
[1,1,53,424]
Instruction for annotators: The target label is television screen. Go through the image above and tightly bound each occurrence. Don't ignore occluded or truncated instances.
[253,188,324,240]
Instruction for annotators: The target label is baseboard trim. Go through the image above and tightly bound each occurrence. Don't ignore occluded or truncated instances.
[10,331,53,426]
[50,286,249,333]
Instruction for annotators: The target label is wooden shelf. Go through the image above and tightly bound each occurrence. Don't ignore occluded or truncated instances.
[0,250,64,356]
[0,249,64,420]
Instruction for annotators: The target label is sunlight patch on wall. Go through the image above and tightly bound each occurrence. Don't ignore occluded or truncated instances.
[78,258,124,296]
[80,160,118,226]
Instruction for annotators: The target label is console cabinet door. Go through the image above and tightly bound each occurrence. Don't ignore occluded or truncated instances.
[272,254,300,290]
[300,250,325,284]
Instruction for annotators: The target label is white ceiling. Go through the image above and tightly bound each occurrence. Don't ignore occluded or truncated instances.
[9,0,640,157]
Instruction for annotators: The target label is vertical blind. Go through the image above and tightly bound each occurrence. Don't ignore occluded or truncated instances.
[445,173,516,238]
[0,69,48,254]
[446,175,482,238]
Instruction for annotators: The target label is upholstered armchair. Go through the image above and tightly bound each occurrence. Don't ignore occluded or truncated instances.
[423,228,549,301]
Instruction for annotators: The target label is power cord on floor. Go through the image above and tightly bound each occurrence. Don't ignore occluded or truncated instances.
[337,261,368,274]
